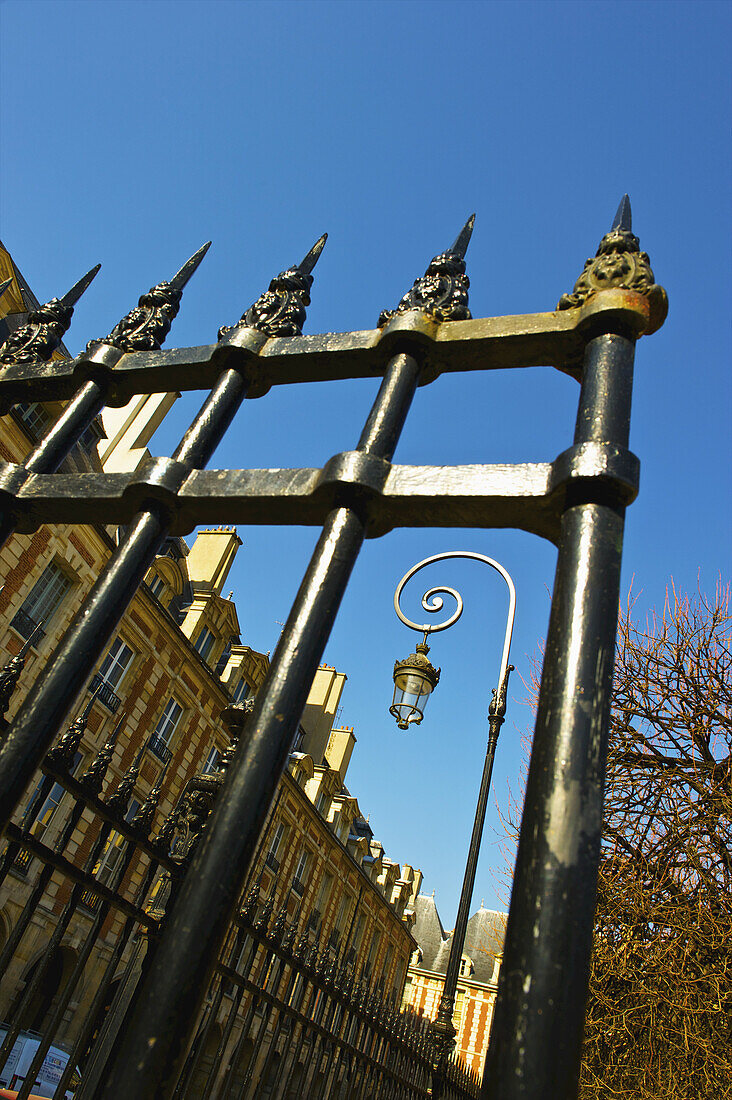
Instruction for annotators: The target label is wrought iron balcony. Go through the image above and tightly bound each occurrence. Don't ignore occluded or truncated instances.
[147,734,172,764]
[291,876,305,896]
[89,672,122,713]
[264,851,280,873]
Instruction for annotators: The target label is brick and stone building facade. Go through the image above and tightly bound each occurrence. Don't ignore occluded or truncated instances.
[402,894,505,1077]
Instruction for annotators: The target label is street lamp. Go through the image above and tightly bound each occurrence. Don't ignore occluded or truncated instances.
[389,551,516,1093]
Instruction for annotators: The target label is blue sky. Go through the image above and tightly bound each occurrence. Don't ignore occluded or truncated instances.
[1,0,730,921]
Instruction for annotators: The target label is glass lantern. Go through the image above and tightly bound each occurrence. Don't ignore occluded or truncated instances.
[389,641,440,729]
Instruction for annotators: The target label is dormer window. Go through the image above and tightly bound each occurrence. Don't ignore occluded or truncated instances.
[193,626,216,663]
[148,573,166,601]
[459,955,474,978]
[231,678,250,704]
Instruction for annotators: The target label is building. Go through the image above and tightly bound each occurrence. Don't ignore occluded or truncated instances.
[402,894,506,1077]
[0,244,428,1097]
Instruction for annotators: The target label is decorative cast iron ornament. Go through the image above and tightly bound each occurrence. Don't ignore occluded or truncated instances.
[218,234,327,340]
[558,194,668,333]
[0,264,100,366]
[90,242,211,353]
[379,214,474,326]
[0,201,668,1100]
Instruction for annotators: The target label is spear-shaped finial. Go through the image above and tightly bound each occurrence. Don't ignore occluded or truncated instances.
[218,233,327,340]
[0,622,45,722]
[297,232,328,276]
[557,194,668,332]
[0,264,101,367]
[60,263,102,308]
[95,242,210,354]
[169,241,212,292]
[448,213,476,260]
[0,278,13,302]
[79,712,126,795]
[106,743,145,815]
[378,215,474,327]
[611,194,632,233]
[46,682,102,770]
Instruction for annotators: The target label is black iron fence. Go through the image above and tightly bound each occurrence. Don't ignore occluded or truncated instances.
[0,198,667,1099]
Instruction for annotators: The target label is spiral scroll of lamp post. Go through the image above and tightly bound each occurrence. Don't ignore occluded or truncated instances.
[393,550,516,706]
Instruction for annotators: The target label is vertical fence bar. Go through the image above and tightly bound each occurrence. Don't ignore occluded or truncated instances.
[101,348,422,1097]
[482,327,637,1099]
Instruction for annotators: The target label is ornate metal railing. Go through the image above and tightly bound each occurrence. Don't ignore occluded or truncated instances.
[88,673,122,714]
[0,197,667,1099]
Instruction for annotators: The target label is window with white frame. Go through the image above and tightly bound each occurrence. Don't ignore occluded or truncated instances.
[266,820,286,871]
[21,750,82,849]
[203,745,221,774]
[92,799,141,888]
[193,626,216,663]
[97,637,134,691]
[15,402,52,439]
[149,698,183,760]
[11,560,72,639]
[292,849,309,894]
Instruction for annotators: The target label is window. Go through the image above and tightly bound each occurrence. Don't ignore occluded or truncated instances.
[268,821,286,858]
[97,638,134,690]
[315,871,333,915]
[382,943,394,982]
[11,561,72,640]
[366,931,381,974]
[91,637,134,712]
[352,911,365,952]
[148,573,166,600]
[15,752,82,873]
[214,642,232,676]
[203,746,221,774]
[82,799,140,909]
[149,698,183,761]
[292,849,309,895]
[15,402,52,439]
[335,892,352,934]
[231,678,250,704]
[193,627,216,663]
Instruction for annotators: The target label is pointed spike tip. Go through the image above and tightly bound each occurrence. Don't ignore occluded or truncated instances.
[612,194,632,232]
[169,241,212,291]
[449,213,476,259]
[0,278,13,301]
[298,233,328,276]
[60,263,102,309]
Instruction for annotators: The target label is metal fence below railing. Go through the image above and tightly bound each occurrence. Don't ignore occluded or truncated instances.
[0,714,479,1100]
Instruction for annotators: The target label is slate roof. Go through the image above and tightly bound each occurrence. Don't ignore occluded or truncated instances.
[411,894,506,985]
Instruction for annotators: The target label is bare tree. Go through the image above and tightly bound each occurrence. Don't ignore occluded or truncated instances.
[578,582,731,1098]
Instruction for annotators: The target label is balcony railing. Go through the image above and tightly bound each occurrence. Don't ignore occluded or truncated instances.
[147,734,173,764]
[89,673,122,714]
[291,876,305,896]
[265,851,280,873]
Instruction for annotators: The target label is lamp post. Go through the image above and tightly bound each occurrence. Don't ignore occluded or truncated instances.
[390,551,515,1094]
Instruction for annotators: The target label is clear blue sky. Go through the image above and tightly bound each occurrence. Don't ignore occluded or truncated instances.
[2,0,730,921]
